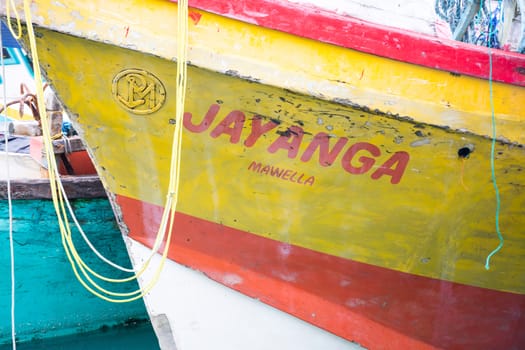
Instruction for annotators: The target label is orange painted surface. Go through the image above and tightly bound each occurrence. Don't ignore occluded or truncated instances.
[59,151,97,175]
[117,194,525,350]
[29,136,97,175]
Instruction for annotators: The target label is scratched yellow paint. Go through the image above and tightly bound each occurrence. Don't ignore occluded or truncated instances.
[29,26,525,295]
[16,0,525,145]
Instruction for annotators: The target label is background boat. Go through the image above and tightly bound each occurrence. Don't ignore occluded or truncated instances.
[0,169,156,346]
[0,22,159,348]
[1,21,35,122]
[0,134,158,347]
[2,1,524,349]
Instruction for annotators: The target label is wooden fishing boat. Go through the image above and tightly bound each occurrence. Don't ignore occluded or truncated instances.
[0,137,159,346]
[2,0,524,349]
[1,21,36,122]
[0,25,158,347]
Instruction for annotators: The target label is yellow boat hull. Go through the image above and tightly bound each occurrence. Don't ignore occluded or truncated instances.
[5,0,525,348]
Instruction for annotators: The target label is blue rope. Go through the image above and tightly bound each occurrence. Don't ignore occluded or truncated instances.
[484,0,504,270]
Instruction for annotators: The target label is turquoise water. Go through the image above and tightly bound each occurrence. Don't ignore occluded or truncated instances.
[0,320,160,349]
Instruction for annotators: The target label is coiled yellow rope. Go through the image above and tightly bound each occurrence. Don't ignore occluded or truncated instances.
[17,0,189,302]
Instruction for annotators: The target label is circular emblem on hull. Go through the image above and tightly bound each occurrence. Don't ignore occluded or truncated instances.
[112,69,166,114]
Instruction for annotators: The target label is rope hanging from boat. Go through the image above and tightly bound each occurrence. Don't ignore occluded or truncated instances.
[484,0,504,270]
[5,0,21,40]
[6,0,147,302]
[437,0,506,268]
[1,6,18,348]
[15,0,189,302]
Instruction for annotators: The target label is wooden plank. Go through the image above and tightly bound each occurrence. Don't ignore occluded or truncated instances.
[52,136,87,154]
[0,175,107,200]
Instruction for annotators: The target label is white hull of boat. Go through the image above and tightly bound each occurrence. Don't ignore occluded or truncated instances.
[126,239,364,350]
[0,152,42,180]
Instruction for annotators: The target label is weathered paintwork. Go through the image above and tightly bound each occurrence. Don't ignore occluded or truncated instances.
[5,0,525,143]
[29,27,525,292]
[2,0,525,349]
[0,196,153,345]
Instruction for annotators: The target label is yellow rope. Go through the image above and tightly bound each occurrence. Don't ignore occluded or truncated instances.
[1,15,18,350]
[6,0,21,39]
[19,0,189,302]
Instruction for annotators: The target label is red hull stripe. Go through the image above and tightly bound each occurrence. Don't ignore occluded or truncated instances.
[179,0,525,86]
[117,195,525,350]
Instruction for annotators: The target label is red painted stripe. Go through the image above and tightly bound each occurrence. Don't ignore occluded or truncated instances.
[172,0,525,86]
[117,194,525,350]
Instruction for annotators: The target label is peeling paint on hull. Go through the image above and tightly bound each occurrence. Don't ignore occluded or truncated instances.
[2,0,524,349]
